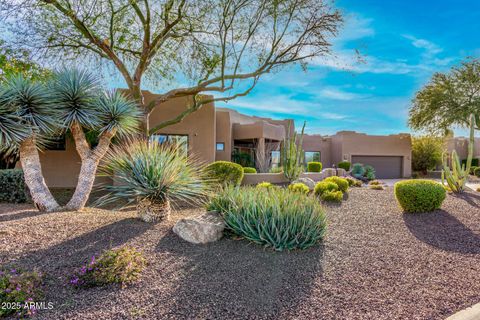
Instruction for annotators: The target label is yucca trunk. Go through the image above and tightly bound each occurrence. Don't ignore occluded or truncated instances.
[19,136,60,212]
[65,123,113,211]
[137,199,171,222]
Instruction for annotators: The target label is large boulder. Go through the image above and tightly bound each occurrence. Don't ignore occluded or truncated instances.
[337,168,347,177]
[173,211,225,244]
[292,177,316,190]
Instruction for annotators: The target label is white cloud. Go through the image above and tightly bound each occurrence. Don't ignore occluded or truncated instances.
[403,35,443,58]
[321,112,348,120]
[318,88,368,101]
[338,14,375,43]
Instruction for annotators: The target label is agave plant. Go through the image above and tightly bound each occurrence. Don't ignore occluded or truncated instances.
[96,139,209,222]
[49,69,141,210]
[0,76,60,211]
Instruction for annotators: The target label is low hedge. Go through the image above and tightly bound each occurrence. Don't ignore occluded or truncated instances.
[307,162,322,172]
[243,167,257,174]
[0,169,28,203]
[323,176,349,193]
[337,161,351,171]
[288,182,310,194]
[394,179,446,213]
[314,181,338,196]
[205,161,244,186]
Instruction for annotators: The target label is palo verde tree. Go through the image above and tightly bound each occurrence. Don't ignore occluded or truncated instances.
[410,59,480,191]
[1,0,342,135]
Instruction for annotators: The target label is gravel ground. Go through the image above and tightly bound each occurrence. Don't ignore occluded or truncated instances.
[1,188,480,320]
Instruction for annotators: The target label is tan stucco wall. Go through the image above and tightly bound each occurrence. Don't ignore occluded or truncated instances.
[445,137,480,160]
[215,110,232,161]
[302,134,333,167]
[334,131,412,177]
[146,93,216,164]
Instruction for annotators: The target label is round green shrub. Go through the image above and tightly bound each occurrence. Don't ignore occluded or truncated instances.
[307,161,322,172]
[207,186,327,251]
[346,177,362,187]
[320,190,343,202]
[0,169,28,203]
[394,179,446,213]
[205,161,244,186]
[369,184,384,190]
[243,167,257,174]
[324,176,349,193]
[256,181,274,189]
[338,161,351,171]
[314,181,338,196]
[369,180,382,186]
[364,165,376,180]
[288,182,310,194]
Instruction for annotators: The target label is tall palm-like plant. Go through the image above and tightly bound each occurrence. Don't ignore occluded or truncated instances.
[0,76,60,211]
[96,140,209,222]
[49,69,141,210]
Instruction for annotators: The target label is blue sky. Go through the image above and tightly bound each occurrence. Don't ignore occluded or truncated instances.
[216,0,480,135]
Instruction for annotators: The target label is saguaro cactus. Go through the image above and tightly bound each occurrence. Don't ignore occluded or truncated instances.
[441,114,475,192]
[281,121,306,182]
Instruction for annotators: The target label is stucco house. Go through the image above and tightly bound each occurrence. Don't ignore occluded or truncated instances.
[37,91,413,188]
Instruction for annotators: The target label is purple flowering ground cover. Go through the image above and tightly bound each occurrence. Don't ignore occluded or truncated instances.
[1,188,480,319]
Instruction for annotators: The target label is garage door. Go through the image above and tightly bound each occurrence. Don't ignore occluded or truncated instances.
[351,156,403,179]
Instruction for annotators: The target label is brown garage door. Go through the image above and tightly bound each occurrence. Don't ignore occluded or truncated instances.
[351,156,403,179]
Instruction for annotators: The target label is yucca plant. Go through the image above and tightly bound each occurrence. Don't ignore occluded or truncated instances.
[96,139,209,222]
[0,76,60,211]
[49,69,141,210]
[207,186,326,251]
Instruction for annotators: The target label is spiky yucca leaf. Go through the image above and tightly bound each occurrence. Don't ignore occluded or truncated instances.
[95,139,209,208]
[95,91,141,137]
[0,75,57,136]
[49,69,101,129]
[0,103,31,148]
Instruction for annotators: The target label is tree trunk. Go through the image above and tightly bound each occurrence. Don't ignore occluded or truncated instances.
[137,198,171,223]
[65,157,100,211]
[65,123,113,211]
[19,136,60,212]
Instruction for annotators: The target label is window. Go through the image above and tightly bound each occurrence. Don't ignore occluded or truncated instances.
[216,142,225,151]
[305,151,321,163]
[150,134,189,154]
[46,135,66,151]
[271,151,280,168]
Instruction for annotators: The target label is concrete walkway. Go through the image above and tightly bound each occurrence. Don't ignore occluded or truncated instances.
[446,303,480,320]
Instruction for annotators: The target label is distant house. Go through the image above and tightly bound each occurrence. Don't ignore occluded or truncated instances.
[37,91,413,187]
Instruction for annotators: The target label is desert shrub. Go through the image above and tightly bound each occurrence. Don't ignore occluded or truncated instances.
[307,161,322,172]
[351,163,365,177]
[70,246,146,288]
[96,140,208,222]
[320,190,343,202]
[337,161,351,171]
[314,181,339,196]
[462,158,479,168]
[369,185,384,190]
[411,135,444,173]
[364,165,376,180]
[394,179,446,213]
[324,176,349,193]
[0,169,27,203]
[206,161,244,186]
[369,180,382,185]
[243,167,257,174]
[411,172,420,179]
[256,182,274,189]
[288,182,310,194]
[0,268,44,318]
[346,177,362,187]
[474,167,480,177]
[207,186,327,251]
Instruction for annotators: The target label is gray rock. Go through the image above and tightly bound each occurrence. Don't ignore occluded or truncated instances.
[292,177,316,189]
[173,211,225,244]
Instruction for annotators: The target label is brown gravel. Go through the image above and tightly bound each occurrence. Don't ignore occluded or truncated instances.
[1,188,480,320]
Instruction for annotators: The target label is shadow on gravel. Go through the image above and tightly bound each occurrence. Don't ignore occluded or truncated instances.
[155,230,325,319]
[0,209,50,222]
[451,192,480,208]
[8,218,152,269]
[403,210,480,254]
